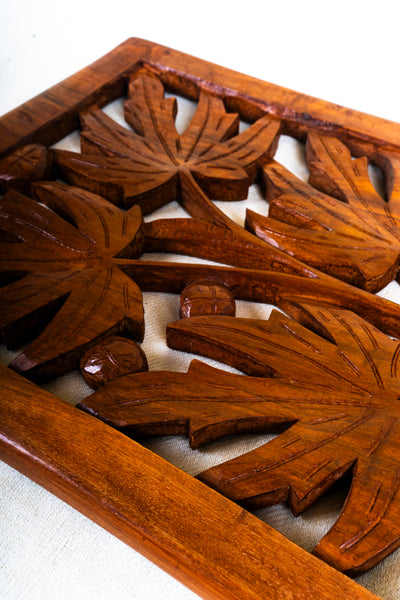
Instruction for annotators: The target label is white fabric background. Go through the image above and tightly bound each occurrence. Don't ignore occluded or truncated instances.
[1,2,400,598]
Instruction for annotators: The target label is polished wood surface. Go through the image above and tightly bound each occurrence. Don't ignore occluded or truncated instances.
[80,303,400,576]
[247,134,400,292]
[54,68,281,211]
[122,259,400,341]
[4,75,400,382]
[79,335,148,389]
[1,39,400,158]
[0,182,144,380]
[0,364,379,600]
[3,38,400,598]
[0,143,48,192]
[179,281,236,318]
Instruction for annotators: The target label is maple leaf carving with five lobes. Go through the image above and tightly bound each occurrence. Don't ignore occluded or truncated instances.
[80,304,400,576]
[0,175,325,381]
[4,178,400,381]
[0,182,144,380]
[246,132,400,292]
[53,68,281,217]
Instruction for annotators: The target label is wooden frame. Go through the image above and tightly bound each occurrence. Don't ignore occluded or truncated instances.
[3,38,400,598]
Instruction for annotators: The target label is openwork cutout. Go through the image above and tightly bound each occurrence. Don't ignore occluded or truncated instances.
[1,38,400,599]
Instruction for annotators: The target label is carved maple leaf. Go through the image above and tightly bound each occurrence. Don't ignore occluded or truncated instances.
[0,168,315,381]
[79,303,400,575]
[53,68,281,214]
[53,69,319,279]
[0,182,144,380]
[4,178,400,380]
[246,132,400,292]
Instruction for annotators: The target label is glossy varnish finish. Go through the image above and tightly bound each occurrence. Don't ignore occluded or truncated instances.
[0,143,48,192]
[79,335,148,389]
[0,183,145,380]
[247,135,400,292]
[53,69,281,211]
[1,38,400,599]
[81,303,400,576]
[1,39,400,158]
[4,178,400,380]
[0,364,379,600]
[179,281,236,318]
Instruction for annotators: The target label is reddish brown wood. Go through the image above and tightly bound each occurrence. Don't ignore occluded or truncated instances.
[0,40,144,156]
[247,133,400,292]
[0,143,48,192]
[180,281,236,318]
[53,68,280,212]
[142,214,312,277]
[5,174,400,381]
[0,363,378,600]
[0,175,310,379]
[3,38,400,598]
[79,335,148,389]
[121,260,400,342]
[4,58,400,373]
[51,65,400,296]
[80,303,400,575]
[4,182,400,379]
[0,182,144,380]
[2,39,400,159]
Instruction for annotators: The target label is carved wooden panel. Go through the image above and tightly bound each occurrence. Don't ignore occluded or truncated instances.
[3,38,400,599]
[80,303,400,576]
[247,137,400,292]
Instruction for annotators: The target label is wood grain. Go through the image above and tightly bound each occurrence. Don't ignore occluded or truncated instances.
[142,214,313,278]
[5,174,400,380]
[246,134,400,292]
[3,37,400,598]
[0,182,144,380]
[0,364,379,600]
[81,303,400,575]
[53,69,280,211]
[121,260,400,341]
[2,38,400,159]
[0,143,48,192]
